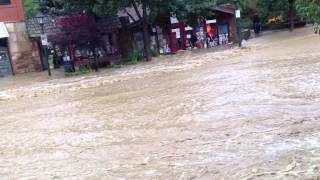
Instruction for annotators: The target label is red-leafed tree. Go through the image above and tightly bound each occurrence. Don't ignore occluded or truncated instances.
[49,16,102,71]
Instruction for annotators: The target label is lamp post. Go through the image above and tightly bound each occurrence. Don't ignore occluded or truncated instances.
[36,14,51,77]
[234,0,242,47]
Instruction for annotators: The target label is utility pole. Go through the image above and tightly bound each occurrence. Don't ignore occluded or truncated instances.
[235,0,242,47]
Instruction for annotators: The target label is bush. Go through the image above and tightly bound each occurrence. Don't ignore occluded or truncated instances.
[137,50,144,61]
[151,48,159,57]
[268,16,284,25]
[64,64,92,77]
[129,51,139,64]
[240,18,253,30]
[79,64,91,74]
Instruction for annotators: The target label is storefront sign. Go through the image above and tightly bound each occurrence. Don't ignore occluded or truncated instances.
[206,19,217,24]
[172,28,181,38]
[185,26,193,31]
[41,34,49,46]
[170,17,179,24]
[236,10,241,18]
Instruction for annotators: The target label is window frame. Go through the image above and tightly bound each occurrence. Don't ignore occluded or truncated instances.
[0,0,11,6]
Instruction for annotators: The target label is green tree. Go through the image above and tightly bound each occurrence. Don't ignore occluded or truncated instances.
[40,0,218,61]
[296,0,320,33]
[23,0,39,17]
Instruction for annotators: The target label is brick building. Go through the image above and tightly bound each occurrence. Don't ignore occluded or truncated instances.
[0,0,41,77]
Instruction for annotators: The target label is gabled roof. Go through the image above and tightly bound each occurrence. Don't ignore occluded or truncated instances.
[97,16,122,33]
[117,5,143,23]
[212,4,236,15]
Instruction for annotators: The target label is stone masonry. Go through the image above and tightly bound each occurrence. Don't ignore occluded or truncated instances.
[5,22,42,74]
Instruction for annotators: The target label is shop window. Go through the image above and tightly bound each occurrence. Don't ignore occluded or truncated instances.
[0,0,11,5]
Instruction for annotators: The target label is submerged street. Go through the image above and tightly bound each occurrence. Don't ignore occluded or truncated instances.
[1,27,320,179]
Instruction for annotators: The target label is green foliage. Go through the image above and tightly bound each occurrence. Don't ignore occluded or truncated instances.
[79,64,92,74]
[240,18,252,29]
[256,0,289,24]
[129,51,139,65]
[23,0,39,17]
[151,48,159,57]
[64,64,92,77]
[296,0,320,34]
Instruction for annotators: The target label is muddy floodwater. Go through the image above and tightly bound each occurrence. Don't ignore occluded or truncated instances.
[1,27,320,179]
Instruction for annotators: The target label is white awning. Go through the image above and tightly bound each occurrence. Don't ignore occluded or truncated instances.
[0,22,9,39]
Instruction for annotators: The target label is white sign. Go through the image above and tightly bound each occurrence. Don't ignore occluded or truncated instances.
[176,32,181,38]
[0,22,9,38]
[236,10,241,18]
[170,17,179,24]
[185,26,193,31]
[171,28,179,33]
[41,34,49,46]
[206,19,217,24]
[171,28,181,38]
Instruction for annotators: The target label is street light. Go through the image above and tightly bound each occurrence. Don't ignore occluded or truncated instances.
[234,0,242,48]
[36,13,51,77]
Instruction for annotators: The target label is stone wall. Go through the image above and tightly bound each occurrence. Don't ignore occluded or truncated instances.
[5,22,42,74]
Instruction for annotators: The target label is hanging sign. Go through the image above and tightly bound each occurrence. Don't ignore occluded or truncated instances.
[236,10,241,18]
[170,17,179,24]
[206,19,217,24]
[41,34,49,46]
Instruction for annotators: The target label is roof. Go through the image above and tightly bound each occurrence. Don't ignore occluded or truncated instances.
[212,4,236,15]
[97,16,122,33]
[117,6,143,23]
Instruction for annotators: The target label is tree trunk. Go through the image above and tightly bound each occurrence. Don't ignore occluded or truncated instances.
[91,47,98,72]
[131,0,152,61]
[142,19,152,61]
[141,0,152,61]
[289,0,295,31]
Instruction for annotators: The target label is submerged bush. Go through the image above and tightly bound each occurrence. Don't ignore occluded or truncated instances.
[129,51,139,64]
[151,48,160,57]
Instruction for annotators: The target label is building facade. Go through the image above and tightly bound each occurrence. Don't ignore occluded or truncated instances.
[0,0,41,77]
[157,4,238,54]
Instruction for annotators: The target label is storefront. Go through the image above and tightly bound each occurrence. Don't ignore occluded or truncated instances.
[0,0,42,76]
[157,4,237,54]
[0,23,12,77]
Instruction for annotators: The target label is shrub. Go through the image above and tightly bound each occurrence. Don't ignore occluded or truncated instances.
[151,48,160,57]
[138,50,144,61]
[129,51,139,64]
[268,16,284,25]
[240,18,253,30]
[79,64,92,74]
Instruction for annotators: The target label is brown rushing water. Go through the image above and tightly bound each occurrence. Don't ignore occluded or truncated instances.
[1,27,320,179]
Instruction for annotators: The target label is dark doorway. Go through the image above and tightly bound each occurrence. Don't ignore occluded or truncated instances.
[0,38,13,77]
